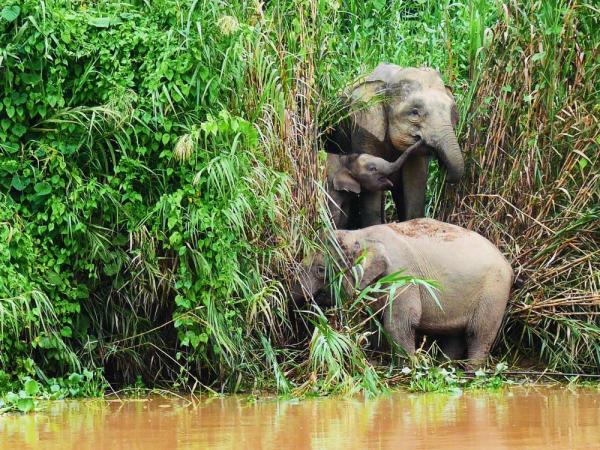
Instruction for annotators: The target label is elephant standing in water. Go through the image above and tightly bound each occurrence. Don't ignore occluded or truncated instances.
[292,219,513,365]
[325,63,465,225]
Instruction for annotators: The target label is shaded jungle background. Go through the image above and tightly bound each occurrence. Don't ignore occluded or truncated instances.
[0,0,598,397]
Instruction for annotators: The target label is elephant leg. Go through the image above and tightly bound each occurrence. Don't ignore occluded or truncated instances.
[465,334,495,368]
[438,335,467,360]
[383,288,421,356]
[359,191,384,227]
[328,196,345,229]
[346,195,362,230]
[466,298,505,367]
[389,170,405,222]
[400,154,430,220]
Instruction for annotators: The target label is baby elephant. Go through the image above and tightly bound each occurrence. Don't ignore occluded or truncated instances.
[327,140,421,228]
[294,219,513,365]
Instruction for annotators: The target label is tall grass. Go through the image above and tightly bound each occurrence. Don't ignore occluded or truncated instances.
[1,0,598,397]
[438,0,599,373]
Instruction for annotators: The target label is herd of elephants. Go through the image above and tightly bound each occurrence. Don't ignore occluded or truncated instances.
[292,64,514,366]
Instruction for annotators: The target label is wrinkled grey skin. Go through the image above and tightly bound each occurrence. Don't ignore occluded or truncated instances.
[327,140,422,228]
[325,64,464,225]
[292,219,513,365]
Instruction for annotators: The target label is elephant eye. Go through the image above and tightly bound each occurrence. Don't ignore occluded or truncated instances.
[368,165,377,172]
[315,266,326,276]
[411,108,420,116]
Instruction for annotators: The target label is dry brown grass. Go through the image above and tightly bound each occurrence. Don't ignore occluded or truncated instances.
[439,1,599,372]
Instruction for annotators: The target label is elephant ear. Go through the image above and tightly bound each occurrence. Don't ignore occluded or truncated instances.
[354,241,388,291]
[332,168,361,194]
[348,80,388,151]
[324,80,388,154]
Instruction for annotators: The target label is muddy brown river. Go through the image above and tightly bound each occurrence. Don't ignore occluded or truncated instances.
[1,387,599,449]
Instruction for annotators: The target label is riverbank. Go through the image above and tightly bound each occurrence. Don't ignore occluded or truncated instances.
[1,0,597,398]
[3,361,599,414]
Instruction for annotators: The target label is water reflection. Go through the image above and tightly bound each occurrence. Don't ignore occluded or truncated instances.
[1,387,599,449]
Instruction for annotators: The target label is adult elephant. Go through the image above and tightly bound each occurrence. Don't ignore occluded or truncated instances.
[325,63,464,225]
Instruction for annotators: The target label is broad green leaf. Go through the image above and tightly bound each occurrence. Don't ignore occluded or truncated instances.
[167,214,178,230]
[103,262,120,276]
[88,17,111,28]
[24,379,40,396]
[60,326,72,337]
[17,398,34,413]
[46,270,62,285]
[20,73,41,85]
[1,5,20,22]
[34,181,52,196]
[11,175,29,191]
[372,0,386,11]
[532,51,545,62]
[12,123,27,137]
[88,17,123,28]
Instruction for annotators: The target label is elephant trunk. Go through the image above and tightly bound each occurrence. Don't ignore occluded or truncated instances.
[426,127,464,183]
[381,139,423,175]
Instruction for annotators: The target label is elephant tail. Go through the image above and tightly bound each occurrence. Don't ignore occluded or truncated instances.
[512,271,526,289]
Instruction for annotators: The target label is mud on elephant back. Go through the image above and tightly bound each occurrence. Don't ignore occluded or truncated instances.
[324,63,465,226]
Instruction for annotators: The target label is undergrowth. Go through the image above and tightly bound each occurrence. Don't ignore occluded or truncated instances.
[0,0,598,406]
[437,0,599,373]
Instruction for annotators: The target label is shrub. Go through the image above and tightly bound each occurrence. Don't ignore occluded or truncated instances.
[1,0,597,398]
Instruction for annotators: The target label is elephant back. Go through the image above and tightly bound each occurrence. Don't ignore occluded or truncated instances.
[367,63,446,95]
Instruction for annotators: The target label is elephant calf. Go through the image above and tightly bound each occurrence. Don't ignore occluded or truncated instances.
[327,141,422,228]
[294,219,513,365]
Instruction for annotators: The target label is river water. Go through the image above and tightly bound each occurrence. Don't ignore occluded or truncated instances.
[1,386,598,449]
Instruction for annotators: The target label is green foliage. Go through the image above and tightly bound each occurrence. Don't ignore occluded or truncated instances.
[3,0,471,395]
[306,309,383,396]
[1,0,596,399]
[0,0,301,389]
[0,368,105,413]
[405,361,510,393]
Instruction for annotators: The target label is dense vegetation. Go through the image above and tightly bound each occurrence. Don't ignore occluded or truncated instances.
[1,0,598,403]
